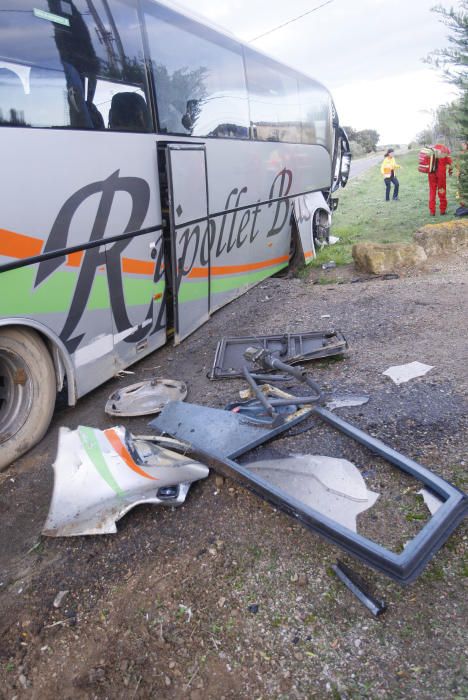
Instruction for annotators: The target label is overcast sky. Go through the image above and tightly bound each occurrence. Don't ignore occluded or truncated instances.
[171,0,457,143]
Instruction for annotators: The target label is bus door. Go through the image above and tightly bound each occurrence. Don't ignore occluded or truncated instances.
[164,144,210,344]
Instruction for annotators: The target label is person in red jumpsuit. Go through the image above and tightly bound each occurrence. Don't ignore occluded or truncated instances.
[428,143,453,215]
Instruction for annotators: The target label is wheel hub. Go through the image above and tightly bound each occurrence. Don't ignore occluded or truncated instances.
[0,349,32,445]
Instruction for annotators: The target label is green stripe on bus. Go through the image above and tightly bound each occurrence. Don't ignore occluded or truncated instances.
[0,267,164,315]
[0,267,109,314]
[177,264,286,302]
[0,262,286,312]
[78,426,124,497]
[211,265,286,295]
[123,279,164,306]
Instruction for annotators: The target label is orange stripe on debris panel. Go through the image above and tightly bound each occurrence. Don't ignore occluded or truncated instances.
[304,250,314,259]
[188,254,289,279]
[104,429,158,481]
[0,228,43,259]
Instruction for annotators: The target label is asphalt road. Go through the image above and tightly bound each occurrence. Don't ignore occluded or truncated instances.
[349,152,384,179]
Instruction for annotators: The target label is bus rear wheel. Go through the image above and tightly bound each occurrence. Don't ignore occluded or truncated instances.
[0,328,56,471]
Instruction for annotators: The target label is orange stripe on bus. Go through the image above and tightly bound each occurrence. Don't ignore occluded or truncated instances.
[104,429,158,481]
[187,254,289,279]
[304,250,314,258]
[0,229,43,259]
[66,250,84,267]
[122,258,155,276]
[67,255,154,274]
[1,229,287,278]
[0,228,156,276]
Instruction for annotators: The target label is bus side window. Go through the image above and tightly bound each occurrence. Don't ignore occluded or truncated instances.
[299,79,332,150]
[0,1,152,132]
[244,50,302,145]
[0,63,29,126]
[142,3,250,139]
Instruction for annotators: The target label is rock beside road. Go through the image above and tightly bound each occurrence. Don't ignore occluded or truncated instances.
[414,219,468,257]
[352,221,468,275]
[352,241,427,274]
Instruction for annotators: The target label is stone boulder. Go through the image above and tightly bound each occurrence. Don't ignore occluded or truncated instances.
[413,220,468,257]
[352,242,427,274]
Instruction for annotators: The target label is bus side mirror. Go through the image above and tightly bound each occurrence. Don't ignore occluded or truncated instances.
[340,149,352,188]
[339,129,352,188]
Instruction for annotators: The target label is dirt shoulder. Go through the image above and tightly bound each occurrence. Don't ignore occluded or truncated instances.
[0,254,467,699]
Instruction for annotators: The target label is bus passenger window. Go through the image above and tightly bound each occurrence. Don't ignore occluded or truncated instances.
[0,1,152,132]
[143,3,249,139]
[108,92,151,131]
[245,51,302,144]
[299,79,333,150]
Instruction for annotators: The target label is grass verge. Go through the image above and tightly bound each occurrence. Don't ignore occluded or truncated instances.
[312,150,458,267]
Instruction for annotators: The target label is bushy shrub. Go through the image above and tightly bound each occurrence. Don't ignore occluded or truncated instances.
[349,140,366,158]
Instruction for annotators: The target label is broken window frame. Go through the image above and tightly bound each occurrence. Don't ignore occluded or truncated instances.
[154,403,467,585]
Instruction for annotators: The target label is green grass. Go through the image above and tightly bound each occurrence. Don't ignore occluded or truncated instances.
[312,151,458,267]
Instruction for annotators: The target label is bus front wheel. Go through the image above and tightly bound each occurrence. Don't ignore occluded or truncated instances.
[0,328,56,471]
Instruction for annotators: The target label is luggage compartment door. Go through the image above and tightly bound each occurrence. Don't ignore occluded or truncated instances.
[165,144,210,344]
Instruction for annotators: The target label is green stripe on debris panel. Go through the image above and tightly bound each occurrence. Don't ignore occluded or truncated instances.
[78,427,124,498]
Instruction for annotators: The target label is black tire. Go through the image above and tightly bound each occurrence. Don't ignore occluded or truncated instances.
[0,328,56,471]
[287,224,303,275]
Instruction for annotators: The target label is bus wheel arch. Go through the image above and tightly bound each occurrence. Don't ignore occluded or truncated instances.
[0,323,75,471]
[313,207,332,247]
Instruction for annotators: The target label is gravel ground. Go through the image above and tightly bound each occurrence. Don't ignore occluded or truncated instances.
[0,253,467,699]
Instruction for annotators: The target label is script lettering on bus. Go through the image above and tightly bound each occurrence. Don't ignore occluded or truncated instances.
[35,168,293,354]
[175,168,293,288]
[34,170,162,354]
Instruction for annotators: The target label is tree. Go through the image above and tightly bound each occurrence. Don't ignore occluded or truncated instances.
[356,129,380,152]
[342,126,380,154]
[348,139,366,158]
[415,100,461,147]
[426,2,468,90]
[426,1,468,204]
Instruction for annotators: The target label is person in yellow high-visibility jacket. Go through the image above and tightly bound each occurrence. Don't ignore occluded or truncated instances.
[380,148,401,201]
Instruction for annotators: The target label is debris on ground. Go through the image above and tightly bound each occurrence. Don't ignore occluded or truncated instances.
[418,488,444,516]
[105,378,187,417]
[325,394,369,411]
[151,399,315,459]
[382,361,434,385]
[209,329,347,379]
[244,455,379,532]
[52,590,69,609]
[151,402,467,584]
[42,426,208,536]
[332,561,387,617]
[154,347,466,584]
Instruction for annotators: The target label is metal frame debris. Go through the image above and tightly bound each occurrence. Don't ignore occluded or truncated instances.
[151,402,467,585]
[209,330,347,380]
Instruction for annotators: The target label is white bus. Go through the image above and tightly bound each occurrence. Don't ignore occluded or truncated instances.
[0,0,351,469]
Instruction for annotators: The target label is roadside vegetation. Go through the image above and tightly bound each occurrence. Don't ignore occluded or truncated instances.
[312,150,459,268]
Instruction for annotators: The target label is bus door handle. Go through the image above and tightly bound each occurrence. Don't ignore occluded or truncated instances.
[149,241,158,259]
